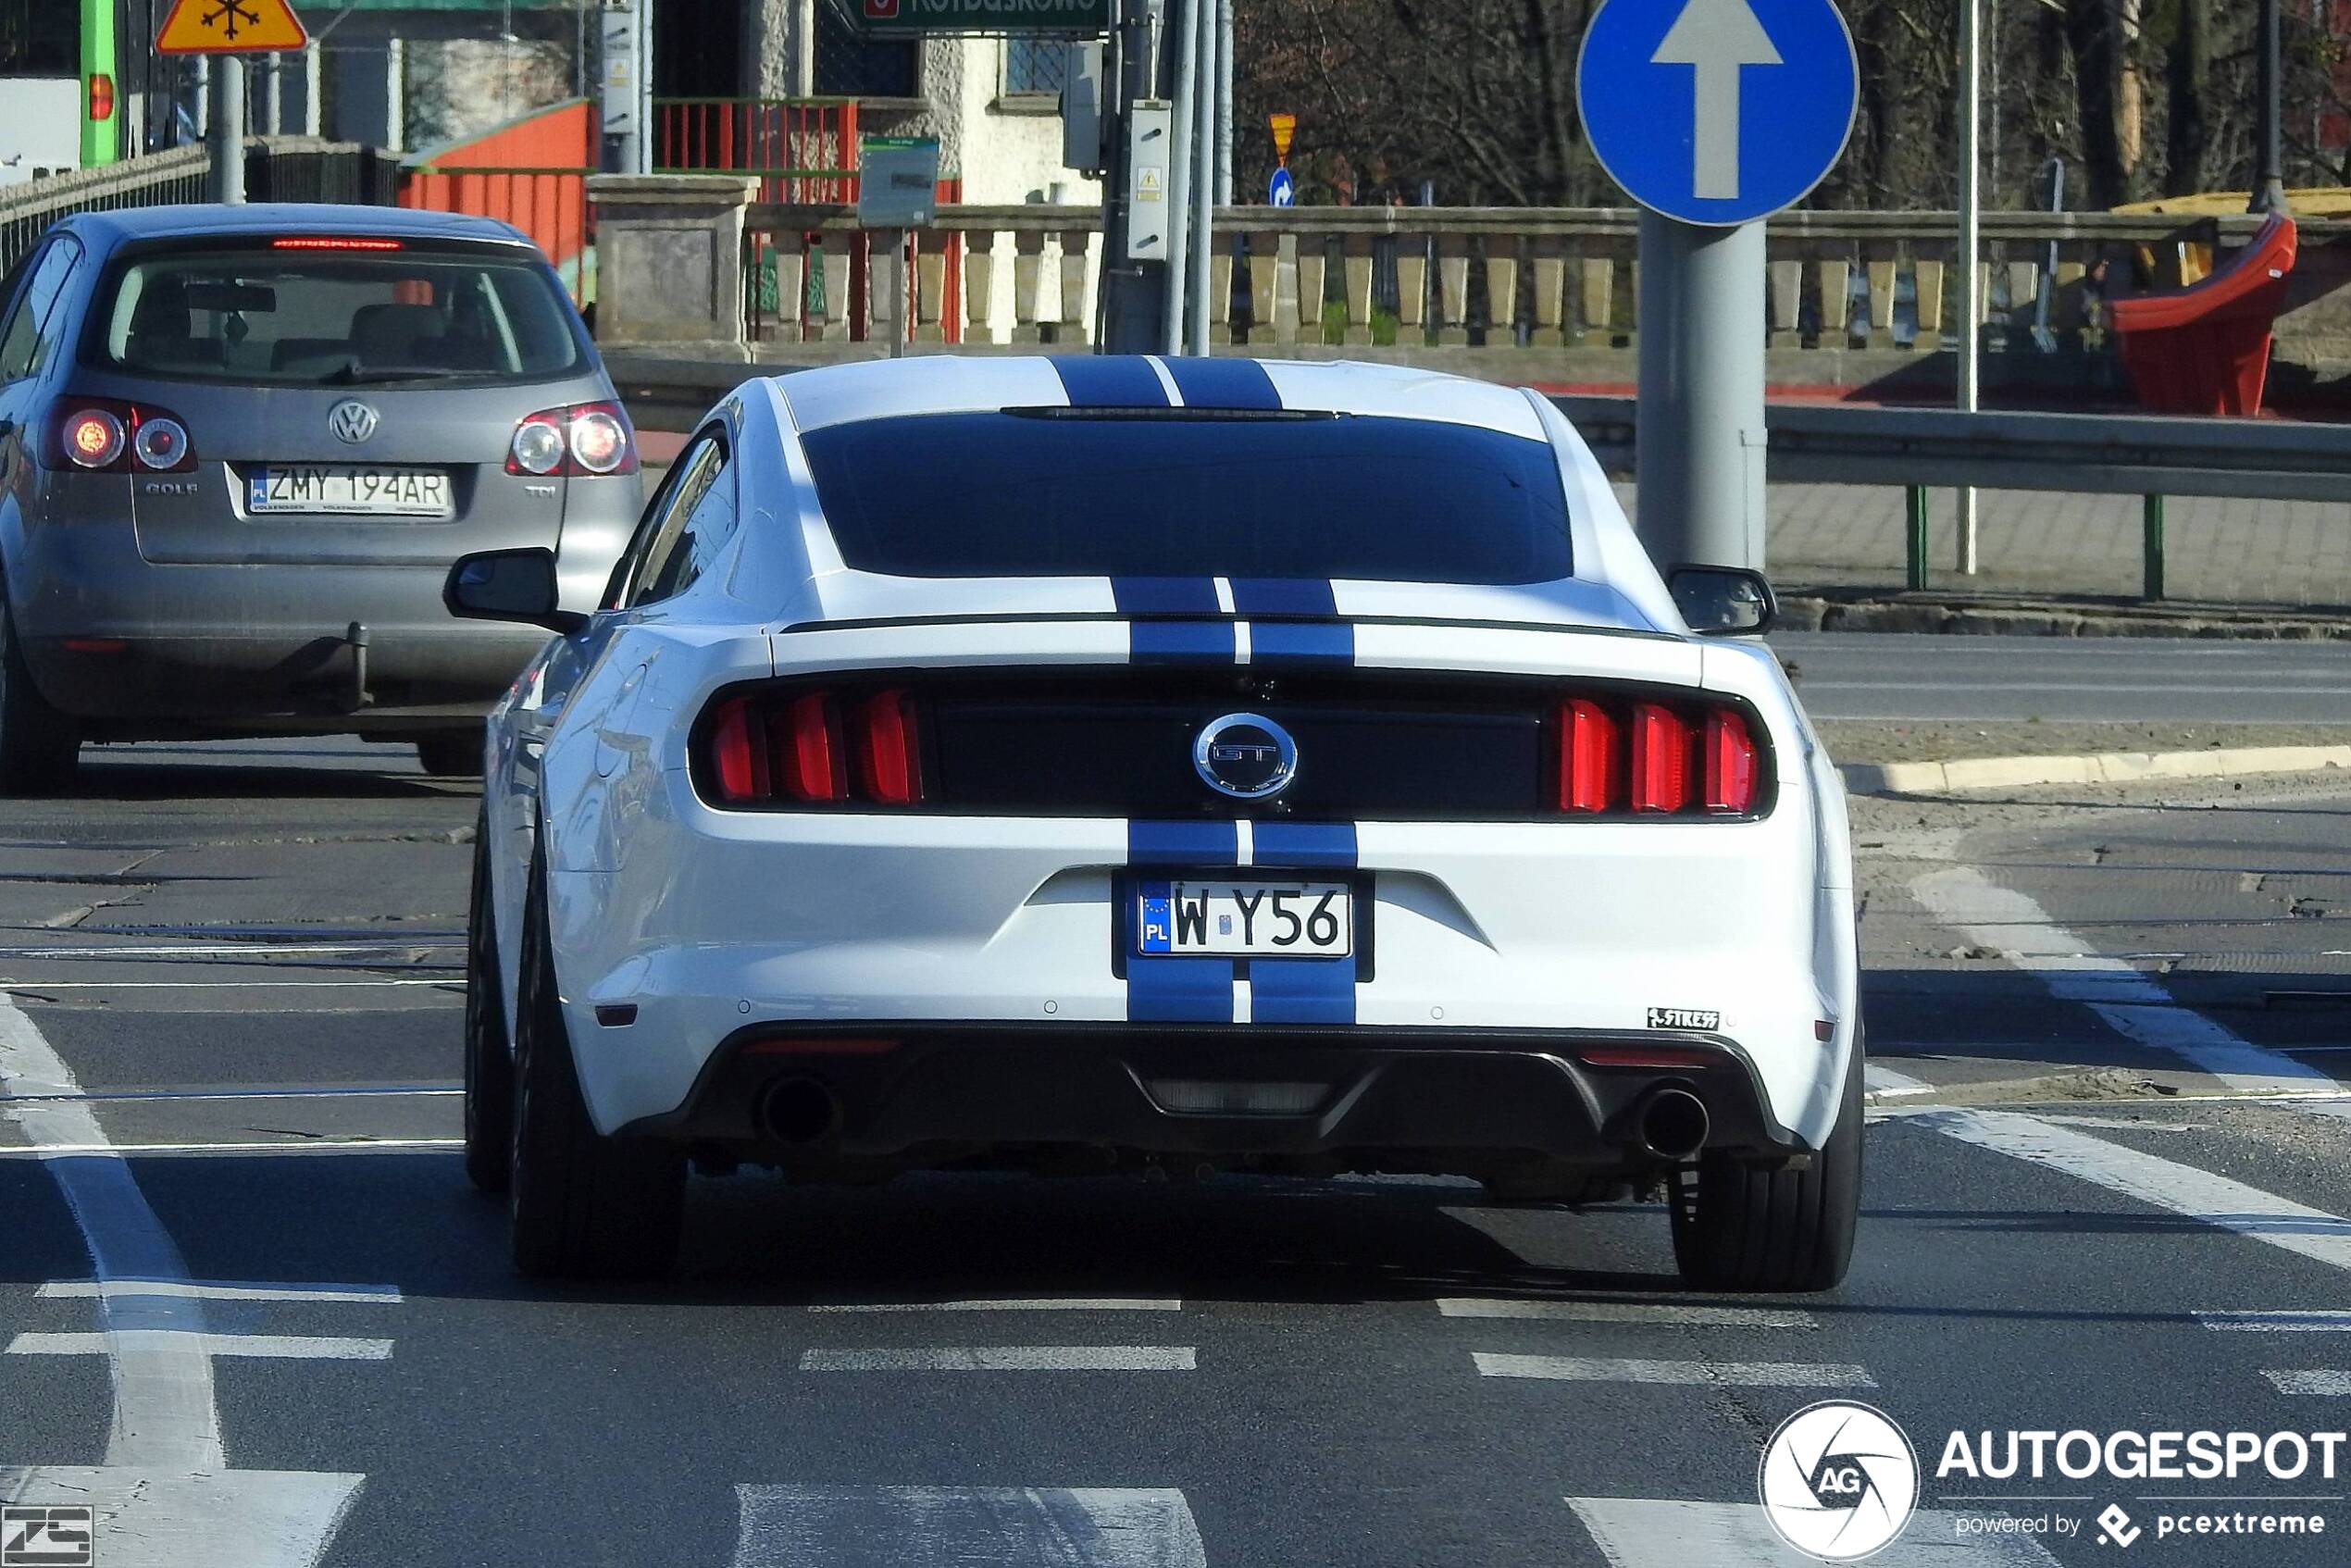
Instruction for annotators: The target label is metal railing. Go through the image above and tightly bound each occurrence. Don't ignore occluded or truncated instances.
[1,139,398,275]
[653,97,860,205]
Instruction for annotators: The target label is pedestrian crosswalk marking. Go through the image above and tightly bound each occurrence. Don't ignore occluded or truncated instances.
[40,1280,403,1304]
[1566,1497,2062,1565]
[731,1485,1205,1567]
[800,1346,1196,1372]
[808,1298,1180,1313]
[2263,1370,2351,1395]
[1911,1107,2351,1274]
[1475,1353,1872,1387]
[2198,1311,2351,1332]
[1439,1299,1817,1328]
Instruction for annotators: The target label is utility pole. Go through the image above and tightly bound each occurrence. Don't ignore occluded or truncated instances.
[1187,0,1217,355]
[1161,0,1199,355]
[210,56,245,203]
[1956,0,1982,573]
[1214,0,1233,205]
[2252,0,2287,213]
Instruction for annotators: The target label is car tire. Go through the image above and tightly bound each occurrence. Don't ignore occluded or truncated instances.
[416,730,482,778]
[1669,1028,1863,1294]
[0,597,79,797]
[462,813,515,1195]
[508,838,685,1280]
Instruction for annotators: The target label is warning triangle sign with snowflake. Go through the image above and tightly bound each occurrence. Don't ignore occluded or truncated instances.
[156,0,308,55]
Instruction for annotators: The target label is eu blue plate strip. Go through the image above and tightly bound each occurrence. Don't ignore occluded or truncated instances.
[1127,820,1242,1023]
[1051,355,1171,408]
[1250,621,1356,667]
[1159,355,1284,410]
[1247,822,1359,1025]
[1229,579,1337,616]
[1131,621,1238,665]
[1113,577,1224,615]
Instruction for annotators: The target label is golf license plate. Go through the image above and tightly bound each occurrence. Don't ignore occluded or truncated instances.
[248,465,452,518]
[1136,878,1352,958]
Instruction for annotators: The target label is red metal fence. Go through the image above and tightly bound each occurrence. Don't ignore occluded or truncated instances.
[654,98,860,203]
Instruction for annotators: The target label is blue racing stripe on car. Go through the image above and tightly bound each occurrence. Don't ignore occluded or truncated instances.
[1051,355,1172,408]
[1251,821,1358,869]
[1128,819,1240,866]
[1247,823,1359,1025]
[1250,621,1356,667]
[1126,820,1241,1024]
[1113,577,1223,615]
[1249,956,1356,1026]
[1158,355,1283,410]
[1228,579,1337,616]
[1131,621,1238,665]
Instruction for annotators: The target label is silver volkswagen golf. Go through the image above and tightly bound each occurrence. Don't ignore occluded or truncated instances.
[0,204,641,790]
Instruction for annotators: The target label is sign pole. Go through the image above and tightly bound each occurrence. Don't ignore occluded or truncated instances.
[210,54,244,204]
[1161,0,1198,355]
[1636,214,1767,572]
[1956,0,1982,574]
[1186,0,1215,355]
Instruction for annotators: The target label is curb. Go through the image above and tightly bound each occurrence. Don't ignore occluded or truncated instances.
[1779,593,2351,641]
[1840,745,2351,797]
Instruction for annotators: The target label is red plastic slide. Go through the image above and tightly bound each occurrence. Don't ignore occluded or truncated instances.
[2109,212,2298,416]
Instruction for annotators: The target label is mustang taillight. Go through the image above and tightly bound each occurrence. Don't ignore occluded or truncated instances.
[703,688,923,808]
[507,400,637,477]
[45,396,196,474]
[1557,695,1761,816]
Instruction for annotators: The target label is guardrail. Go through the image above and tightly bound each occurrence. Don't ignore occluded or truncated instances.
[604,351,2348,605]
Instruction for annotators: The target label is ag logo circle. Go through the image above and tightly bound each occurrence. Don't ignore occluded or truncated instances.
[1193,713,1297,800]
[1758,1400,1919,1562]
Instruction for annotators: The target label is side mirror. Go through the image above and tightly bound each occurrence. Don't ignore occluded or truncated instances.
[444,548,587,635]
[1667,565,1777,636]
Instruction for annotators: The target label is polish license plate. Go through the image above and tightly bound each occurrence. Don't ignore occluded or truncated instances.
[248,465,452,517]
[1136,878,1352,957]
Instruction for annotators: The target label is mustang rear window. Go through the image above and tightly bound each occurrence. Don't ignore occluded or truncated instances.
[799,412,1573,584]
[84,240,585,386]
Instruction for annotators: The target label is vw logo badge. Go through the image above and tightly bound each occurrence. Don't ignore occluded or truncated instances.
[328,400,379,444]
[1194,713,1297,800]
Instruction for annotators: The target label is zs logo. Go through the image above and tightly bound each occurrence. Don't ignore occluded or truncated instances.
[2,1505,93,1568]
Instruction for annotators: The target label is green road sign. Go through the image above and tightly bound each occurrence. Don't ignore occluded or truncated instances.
[852,0,1110,34]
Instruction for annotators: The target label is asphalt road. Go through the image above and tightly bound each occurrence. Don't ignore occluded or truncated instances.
[5,738,2351,1567]
[1773,632,2351,724]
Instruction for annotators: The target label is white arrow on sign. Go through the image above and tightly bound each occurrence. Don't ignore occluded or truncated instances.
[1650,0,1783,201]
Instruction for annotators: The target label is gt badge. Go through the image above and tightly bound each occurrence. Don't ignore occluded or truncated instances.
[1648,1007,1720,1031]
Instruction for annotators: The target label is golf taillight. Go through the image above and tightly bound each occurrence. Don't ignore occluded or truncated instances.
[1556,696,1762,816]
[507,400,637,477]
[703,688,923,808]
[46,397,196,473]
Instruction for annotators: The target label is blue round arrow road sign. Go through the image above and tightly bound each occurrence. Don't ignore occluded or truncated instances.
[1577,0,1857,226]
[1269,167,1296,207]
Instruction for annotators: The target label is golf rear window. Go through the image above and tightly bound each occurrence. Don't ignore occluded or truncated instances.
[799,412,1573,584]
[84,239,586,385]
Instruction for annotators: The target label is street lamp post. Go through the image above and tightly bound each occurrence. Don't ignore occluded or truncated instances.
[2252,0,2286,213]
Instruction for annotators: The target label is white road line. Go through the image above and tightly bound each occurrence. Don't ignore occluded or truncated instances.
[2264,1371,2351,1396]
[1864,1063,1935,1097]
[9,1333,392,1361]
[1566,1497,2061,1566]
[1437,1300,1817,1328]
[799,1346,1197,1373]
[1911,865,2335,1096]
[1474,1353,1872,1388]
[0,978,457,990]
[807,1299,1182,1314]
[1913,1107,2351,1273]
[733,1486,1206,1568]
[0,1138,462,1158]
[0,997,366,1567]
[2200,1312,2351,1332]
[40,1281,402,1304]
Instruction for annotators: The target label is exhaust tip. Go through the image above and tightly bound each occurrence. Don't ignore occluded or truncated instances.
[1638,1088,1710,1163]
[760,1076,842,1146]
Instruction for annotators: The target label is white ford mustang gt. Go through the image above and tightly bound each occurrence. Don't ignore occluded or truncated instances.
[447,354,1861,1289]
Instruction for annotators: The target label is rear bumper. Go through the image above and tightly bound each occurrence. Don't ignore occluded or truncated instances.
[616,1024,1810,1175]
